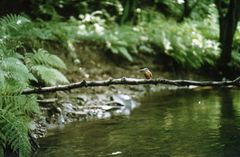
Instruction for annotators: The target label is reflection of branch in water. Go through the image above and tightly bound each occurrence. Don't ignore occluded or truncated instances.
[23,76,240,94]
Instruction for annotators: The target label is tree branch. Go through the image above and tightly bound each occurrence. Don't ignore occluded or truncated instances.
[22,77,240,94]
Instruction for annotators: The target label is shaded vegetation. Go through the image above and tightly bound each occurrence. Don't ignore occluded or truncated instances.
[0,0,239,69]
[0,15,68,156]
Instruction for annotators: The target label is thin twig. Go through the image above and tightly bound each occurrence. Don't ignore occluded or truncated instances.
[22,77,240,95]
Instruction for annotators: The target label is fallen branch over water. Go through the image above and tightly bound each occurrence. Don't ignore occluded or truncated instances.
[22,77,240,94]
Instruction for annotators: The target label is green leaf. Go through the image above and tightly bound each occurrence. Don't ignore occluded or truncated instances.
[118,47,133,62]
[31,65,69,85]
[25,49,67,70]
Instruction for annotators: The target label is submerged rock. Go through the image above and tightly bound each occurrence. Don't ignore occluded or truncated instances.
[57,113,65,125]
[61,102,75,113]
[111,94,137,109]
[77,95,88,103]
[101,105,121,111]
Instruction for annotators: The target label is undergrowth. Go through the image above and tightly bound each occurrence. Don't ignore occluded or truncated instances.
[0,14,69,156]
[62,9,220,68]
[25,9,220,68]
[4,8,222,69]
[138,10,220,68]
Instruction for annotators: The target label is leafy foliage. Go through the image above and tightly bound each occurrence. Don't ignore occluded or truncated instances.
[0,52,40,156]
[0,14,69,156]
[24,49,69,86]
[1,1,239,69]
[0,2,219,68]
[25,49,67,70]
[31,65,69,86]
[104,25,147,62]
[0,95,39,157]
[60,8,219,68]
[139,11,220,68]
[0,14,30,36]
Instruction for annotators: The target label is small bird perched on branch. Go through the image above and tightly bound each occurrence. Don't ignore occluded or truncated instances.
[140,68,152,79]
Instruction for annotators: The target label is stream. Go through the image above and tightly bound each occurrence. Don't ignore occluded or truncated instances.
[34,88,240,157]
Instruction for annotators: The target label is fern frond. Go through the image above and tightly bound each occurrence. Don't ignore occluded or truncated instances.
[0,111,30,157]
[31,65,69,85]
[0,14,42,157]
[0,14,30,34]
[25,49,67,70]
[0,95,39,157]
[17,95,40,115]
[0,57,37,89]
[0,70,5,85]
[0,41,23,57]
[0,80,24,95]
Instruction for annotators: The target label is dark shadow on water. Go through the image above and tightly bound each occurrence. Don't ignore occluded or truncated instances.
[218,89,240,157]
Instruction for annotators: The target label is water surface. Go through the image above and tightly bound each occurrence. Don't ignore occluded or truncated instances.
[34,89,240,157]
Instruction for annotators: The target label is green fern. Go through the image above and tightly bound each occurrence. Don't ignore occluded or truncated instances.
[0,57,36,81]
[25,49,67,70]
[0,14,30,38]
[0,14,29,28]
[0,95,39,157]
[24,48,69,86]
[0,53,36,95]
[0,14,69,156]
[31,65,69,85]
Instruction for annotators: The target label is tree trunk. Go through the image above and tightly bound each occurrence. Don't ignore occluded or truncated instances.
[178,0,200,22]
[183,0,191,19]
[120,0,137,24]
[216,0,240,68]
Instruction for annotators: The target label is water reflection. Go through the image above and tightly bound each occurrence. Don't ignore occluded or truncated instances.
[219,89,240,157]
[34,89,240,157]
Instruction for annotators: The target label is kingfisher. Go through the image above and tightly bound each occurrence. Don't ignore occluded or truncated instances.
[140,68,152,79]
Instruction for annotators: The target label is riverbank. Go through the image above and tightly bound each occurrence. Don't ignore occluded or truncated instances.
[30,45,216,140]
[30,46,163,138]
